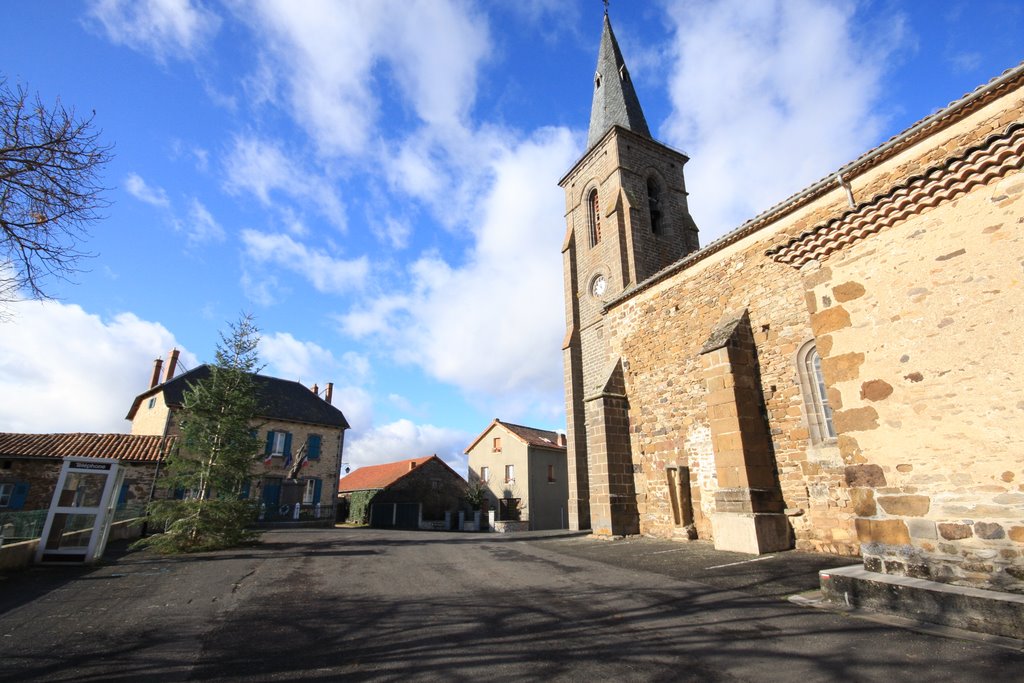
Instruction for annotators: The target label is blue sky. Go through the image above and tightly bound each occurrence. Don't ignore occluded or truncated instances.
[1,0,1021,476]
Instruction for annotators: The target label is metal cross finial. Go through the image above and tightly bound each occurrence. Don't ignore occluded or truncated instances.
[604,0,610,15]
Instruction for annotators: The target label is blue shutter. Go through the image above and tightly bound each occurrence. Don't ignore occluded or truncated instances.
[117,482,129,508]
[313,478,322,505]
[265,431,274,456]
[283,432,293,458]
[308,435,321,460]
[9,483,28,510]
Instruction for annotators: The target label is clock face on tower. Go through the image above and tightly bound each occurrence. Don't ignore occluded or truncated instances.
[591,274,607,298]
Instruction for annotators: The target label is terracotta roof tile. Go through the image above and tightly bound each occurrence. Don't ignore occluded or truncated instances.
[0,433,175,463]
[338,455,440,493]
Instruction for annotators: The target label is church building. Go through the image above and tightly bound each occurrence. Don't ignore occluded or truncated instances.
[561,14,1024,595]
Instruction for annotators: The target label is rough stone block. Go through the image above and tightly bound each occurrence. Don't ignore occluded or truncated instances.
[845,464,886,487]
[906,518,937,540]
[849,488,877,516]
[859,379,894,402]
[974,522,1005,540]
[938,522,973,540]
[833,406,880,433]
[855,518,910,546]
[877,494,930,517]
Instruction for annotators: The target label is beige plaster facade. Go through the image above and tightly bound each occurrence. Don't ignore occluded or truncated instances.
[466,420,569,531]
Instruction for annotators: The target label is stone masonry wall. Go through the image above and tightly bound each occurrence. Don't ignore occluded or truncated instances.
[603,240,856,553]
[802,166,1024,592]
[0,458,159,512]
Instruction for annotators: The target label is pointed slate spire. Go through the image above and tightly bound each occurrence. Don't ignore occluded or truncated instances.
[587,14,651,149]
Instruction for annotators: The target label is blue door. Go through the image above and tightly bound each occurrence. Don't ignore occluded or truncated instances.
[262,481,280,508]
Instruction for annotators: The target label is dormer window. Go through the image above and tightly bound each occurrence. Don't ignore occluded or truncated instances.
[619,65,628,81]
[595,72,601,88]
[588,189,601,246]
[147,397,157,410]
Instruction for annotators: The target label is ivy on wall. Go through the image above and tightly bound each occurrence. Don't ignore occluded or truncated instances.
[347,489,379,524]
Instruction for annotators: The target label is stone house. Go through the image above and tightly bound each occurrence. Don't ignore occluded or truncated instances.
[126,351,349,519]
[338,455,467,529]
[562,16,1023,595]
[0,432,175,512]
[465,419,569,530]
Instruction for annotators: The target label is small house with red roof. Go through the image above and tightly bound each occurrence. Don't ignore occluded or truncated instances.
[337,455,467,530]
[465,419,568,531]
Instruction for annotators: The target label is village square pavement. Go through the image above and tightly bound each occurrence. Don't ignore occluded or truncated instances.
[0,527,1020,681]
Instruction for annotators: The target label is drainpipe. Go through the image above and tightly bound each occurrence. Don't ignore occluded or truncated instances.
[835,173,856,209]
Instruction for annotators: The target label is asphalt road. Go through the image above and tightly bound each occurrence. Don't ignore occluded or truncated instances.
[0,527,1020,681]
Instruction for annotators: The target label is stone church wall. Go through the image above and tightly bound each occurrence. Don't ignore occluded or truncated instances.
[798,135,1024,592]
[603,220,858,553]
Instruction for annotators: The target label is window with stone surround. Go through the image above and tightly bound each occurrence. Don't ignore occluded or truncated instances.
[797,341,836,444]
[588,189,601,246]
[480,466,490,483]
[0,482,12,507]
[505,464,515,483]
[492,437,502,452]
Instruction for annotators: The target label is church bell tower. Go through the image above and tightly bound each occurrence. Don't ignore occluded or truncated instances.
[559,12,699,533]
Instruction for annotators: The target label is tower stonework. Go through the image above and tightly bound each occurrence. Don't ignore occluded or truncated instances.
[559,15,699,534]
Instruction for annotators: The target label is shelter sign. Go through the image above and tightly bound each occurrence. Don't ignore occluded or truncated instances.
[35,457,125,564]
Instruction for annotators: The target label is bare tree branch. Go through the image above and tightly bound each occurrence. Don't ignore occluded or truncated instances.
[0,77,112,302]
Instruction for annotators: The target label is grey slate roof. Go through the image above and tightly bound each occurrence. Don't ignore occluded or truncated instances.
[587,14,651,149]
[498,421,565,450]
[126,365,350,429]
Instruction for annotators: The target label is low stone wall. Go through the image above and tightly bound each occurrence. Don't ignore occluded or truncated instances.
[0,518,143,572]
[491,521,530,534]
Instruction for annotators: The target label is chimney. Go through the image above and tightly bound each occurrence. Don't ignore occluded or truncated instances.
[311,383,319,395]
[557,432,567,448]
[149,358,164,389]
[409,461,417,471]
[164,348,180,383]
[325,382,334,405]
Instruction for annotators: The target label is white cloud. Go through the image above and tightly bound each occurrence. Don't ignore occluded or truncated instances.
[124,173,170,208]
[0,301,195,433]
[259,331,352,384]
[344,418,471,476]
[661,0,906,240]
[339,127,577,415]
[87,0,221,62]
[241,230,369,296]
[175,197,226,246]
[241,0,489,157]
[223,135,347,230]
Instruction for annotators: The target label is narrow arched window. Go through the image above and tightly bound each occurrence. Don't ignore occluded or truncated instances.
[647,177,663,234]
[797,341,836,443]
[588,189,601,246]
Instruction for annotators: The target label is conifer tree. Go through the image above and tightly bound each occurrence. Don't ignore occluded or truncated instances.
[139,314,263,553]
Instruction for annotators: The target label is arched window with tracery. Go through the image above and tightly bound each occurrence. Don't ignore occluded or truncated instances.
[797,341,836,443]
[588,189,601,246]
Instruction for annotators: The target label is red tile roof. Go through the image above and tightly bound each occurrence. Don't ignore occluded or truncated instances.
[0,433,176,463]
[338,455,440,493]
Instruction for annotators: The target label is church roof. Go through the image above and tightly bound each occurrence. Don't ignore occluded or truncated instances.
[587,14,651,150]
